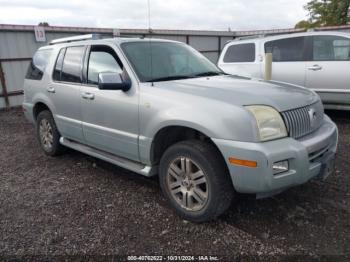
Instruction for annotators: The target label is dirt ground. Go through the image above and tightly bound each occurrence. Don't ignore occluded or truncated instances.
[0,108,349,260]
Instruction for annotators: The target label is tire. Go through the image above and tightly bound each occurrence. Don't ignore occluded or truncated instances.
[159,140,235,222]
[36,110,65,156]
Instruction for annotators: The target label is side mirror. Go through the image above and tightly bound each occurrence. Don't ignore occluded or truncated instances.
[98,72,131,91]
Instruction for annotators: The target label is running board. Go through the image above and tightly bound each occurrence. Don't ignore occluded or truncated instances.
[59,137,156,177]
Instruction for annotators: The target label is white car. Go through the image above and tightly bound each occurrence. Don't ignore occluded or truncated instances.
[218,32,350,110]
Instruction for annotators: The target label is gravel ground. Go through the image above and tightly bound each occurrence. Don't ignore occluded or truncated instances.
[0,108,349,260]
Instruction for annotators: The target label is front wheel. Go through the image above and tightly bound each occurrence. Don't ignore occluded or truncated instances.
[159,140,234,222]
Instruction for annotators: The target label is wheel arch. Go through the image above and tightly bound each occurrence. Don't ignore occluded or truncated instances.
[30,90,57,121]
[150,125,228,170]
[33,102,51,121]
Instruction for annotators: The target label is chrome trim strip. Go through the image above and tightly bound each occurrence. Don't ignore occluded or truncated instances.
[82,121,138,139]
[312,89,350,93]
[324,104,350,110]
[56,115,81,124]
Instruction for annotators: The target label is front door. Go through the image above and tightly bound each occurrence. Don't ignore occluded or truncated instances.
[80,44,139,161]
[264,36,307,86]
[305,35,350,105]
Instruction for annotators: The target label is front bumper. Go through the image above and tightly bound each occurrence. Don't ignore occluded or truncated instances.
[213,115,338,196]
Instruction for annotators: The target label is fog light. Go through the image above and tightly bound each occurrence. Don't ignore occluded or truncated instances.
[272,160,289,174]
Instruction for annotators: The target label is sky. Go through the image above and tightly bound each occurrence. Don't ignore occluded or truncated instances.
[0,0,309,31]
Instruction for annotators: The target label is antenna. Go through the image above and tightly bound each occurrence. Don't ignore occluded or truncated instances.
[147,0,154,86]
[147,0,151,30]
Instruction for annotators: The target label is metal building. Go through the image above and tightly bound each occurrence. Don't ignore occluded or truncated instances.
[1,23,349,109]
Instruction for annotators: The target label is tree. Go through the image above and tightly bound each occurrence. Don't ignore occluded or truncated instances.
[295,20,313,29]
[295,0,350,28]
[38,22,50,27]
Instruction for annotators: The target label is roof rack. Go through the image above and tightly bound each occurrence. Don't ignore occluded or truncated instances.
[233,34,267,41]
[224,34,269,45]
[49,33,102,45]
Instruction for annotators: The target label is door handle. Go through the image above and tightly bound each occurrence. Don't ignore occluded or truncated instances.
[47,87,55,93]
[81,92,95,100]
[307,65,322,71]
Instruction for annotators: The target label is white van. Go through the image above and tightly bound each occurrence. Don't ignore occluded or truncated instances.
[218,32,350,110]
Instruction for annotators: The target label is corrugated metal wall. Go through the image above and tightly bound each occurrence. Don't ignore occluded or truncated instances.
[1,24,349,108]
[0,30,94,108]
[0,26,236,108]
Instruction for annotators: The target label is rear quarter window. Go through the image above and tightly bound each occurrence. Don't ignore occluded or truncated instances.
[223,43,255,63]
[25,49,52,80]
[52,48,66,81]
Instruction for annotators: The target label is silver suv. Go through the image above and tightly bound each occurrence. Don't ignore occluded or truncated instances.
[23,34,338,222]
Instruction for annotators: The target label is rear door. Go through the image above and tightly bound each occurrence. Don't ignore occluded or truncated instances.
[80,44,139,161]
[264,36,307,86]
[218,43,260,77]
[49,46,86,142]
[305,35,350,105]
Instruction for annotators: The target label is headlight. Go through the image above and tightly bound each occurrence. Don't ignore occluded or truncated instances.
[245,105,287,142]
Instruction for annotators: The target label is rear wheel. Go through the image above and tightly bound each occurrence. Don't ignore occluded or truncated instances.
[36,110,65,156]
[159,140,234,222]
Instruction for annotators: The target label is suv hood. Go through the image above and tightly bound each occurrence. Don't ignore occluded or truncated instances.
[156,75,318,112]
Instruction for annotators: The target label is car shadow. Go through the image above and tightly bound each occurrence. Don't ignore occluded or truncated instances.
[326,109,350,123]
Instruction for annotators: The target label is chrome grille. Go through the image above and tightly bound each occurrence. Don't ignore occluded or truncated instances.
[282,101,324,139]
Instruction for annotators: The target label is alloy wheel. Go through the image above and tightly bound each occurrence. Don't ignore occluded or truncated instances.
[39,119,54,150]
[166,157,209,211]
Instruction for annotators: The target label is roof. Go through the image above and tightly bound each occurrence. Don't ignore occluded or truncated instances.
[227,30,350,44]
[38,36,181,51]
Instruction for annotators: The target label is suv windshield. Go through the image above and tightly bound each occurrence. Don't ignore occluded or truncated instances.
[121,41,223,82]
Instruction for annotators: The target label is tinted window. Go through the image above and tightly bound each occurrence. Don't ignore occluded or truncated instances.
[313,35,350,61]
[265,37,306,62]
[223,43,255,62]
[61,46,85,83]
[52,48,66,81]
[87,46,123,85]
[25,49,52,80]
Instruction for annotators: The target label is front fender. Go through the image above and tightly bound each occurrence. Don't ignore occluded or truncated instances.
[144,103,257,142]
[138,94,258,164]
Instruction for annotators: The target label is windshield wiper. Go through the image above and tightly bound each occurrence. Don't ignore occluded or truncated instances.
[146,75,192,82]
[192,71,225,77]
[146,71,227,82]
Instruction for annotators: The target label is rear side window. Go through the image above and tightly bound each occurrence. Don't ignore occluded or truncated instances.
[60,46,85,83]
[265,37,306,62]
[52,48,66,81]
[25,49,52,80]
[223,43,255,62]
[313,35,350,61]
